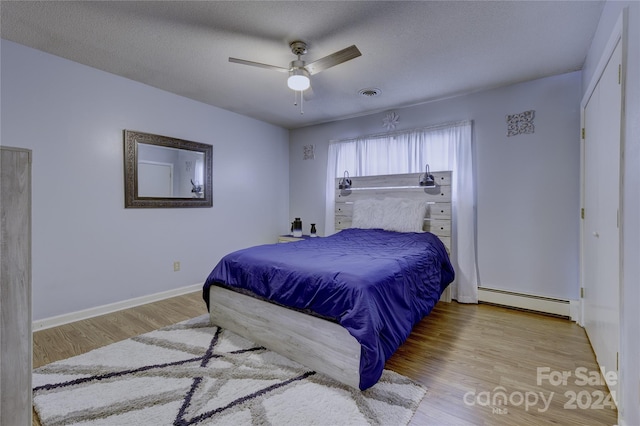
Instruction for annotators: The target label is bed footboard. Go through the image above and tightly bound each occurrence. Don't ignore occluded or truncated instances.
[208,285,362,389]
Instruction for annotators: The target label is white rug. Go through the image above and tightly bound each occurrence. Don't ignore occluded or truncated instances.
[33,314,427,425]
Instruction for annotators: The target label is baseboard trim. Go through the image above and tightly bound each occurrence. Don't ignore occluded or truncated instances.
[478,287,571,319]
[32,283,203,331]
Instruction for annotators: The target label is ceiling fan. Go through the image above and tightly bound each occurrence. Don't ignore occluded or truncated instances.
[229,41,361,109]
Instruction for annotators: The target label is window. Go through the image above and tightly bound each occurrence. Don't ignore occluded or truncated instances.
[325,120,478,303]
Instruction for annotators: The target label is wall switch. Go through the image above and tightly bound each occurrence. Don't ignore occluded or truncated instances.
[173,261,180,272]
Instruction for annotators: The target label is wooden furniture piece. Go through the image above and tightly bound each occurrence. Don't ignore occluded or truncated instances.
[209,171,452,389]
[334,171,452,251]
[1,146,32,425]
[277,235,313,243]
[210,285,361,388]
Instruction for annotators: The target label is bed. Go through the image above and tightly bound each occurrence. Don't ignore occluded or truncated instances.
[203,171,454,390]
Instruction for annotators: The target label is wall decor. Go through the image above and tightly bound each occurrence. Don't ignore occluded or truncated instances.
[383,111,399,131]
[123,130,213,208]
[303,144,315,160]
[506,110,535,136]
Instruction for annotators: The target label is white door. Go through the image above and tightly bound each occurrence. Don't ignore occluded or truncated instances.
[138,161,173,197]
[582,39,622,401]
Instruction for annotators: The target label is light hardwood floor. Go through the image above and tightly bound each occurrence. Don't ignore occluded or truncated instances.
[32,293,617,425]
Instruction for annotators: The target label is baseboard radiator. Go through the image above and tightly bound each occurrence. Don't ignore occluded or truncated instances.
[478,287,571,319]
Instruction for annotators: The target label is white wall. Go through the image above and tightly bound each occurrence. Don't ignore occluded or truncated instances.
[290,72,582,301]
[1,40,290,321]
[582,2,640,425]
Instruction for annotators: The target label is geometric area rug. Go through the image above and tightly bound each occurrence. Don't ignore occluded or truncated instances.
[33,314,427,425]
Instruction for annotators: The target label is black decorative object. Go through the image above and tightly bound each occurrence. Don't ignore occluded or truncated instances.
[292,217,302,237]
[338,171,352,190]
[506,110,535,136]
[419,164,436,187]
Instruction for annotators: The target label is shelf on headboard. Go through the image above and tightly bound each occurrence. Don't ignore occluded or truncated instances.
[345,185,438,190]
[339,200,439,204]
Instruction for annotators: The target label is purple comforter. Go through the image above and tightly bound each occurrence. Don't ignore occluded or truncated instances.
[203,227,454,390]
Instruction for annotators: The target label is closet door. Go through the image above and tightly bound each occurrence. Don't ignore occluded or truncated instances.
[0,146,32,425]
[582,40,622,402]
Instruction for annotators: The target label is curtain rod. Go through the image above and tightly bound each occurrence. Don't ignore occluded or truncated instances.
[329,119,471,144]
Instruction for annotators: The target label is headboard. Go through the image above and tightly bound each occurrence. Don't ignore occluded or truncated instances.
[334,171,452,251]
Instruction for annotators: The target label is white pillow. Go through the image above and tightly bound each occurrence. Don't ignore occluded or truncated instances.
[351,198,386,229]
[351,198,427,232]
[381,199,427,232]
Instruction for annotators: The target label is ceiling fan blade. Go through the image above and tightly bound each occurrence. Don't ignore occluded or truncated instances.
[304,45,362,75]
[228,57,289,73]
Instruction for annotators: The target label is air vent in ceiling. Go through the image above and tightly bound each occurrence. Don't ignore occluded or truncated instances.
[358,88,381,97]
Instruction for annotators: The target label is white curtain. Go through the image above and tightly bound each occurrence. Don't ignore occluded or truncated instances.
[324,120,478,303]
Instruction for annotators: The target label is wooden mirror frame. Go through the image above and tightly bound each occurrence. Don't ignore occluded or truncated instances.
[123,130,213,208]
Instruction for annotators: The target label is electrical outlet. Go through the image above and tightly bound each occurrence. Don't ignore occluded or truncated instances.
[173,261,180,272]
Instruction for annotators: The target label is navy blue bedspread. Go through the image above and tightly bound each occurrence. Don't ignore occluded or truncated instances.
[203,228,454,390]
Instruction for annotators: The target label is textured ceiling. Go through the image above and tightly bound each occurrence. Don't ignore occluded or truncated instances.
[1,1,604,129]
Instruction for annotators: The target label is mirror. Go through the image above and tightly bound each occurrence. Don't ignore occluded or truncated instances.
[124,130,212,208]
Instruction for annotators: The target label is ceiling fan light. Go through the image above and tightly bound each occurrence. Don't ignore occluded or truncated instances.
[287,69,310,91]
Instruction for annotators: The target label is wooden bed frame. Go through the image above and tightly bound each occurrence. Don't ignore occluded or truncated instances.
[209,171,452,389]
